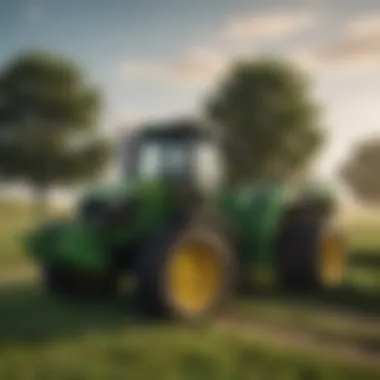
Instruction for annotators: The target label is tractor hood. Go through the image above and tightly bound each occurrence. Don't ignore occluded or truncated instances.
[24,178,173,271]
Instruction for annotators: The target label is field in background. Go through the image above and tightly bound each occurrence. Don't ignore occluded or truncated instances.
[0,198,380,379]
[0,198,67,280]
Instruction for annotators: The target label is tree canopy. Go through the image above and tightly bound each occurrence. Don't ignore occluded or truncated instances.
[204,59,324,186]
[0,51,110,211]
[340,138,380,205]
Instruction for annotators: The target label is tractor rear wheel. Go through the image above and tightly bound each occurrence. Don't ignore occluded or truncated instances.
[276,215,346,290]
[136,221,235,321]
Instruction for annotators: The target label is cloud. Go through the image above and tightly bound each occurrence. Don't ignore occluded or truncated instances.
[117,12,380,86]
[287,14,380,77]
[344,14,380,39]
[307,13,380,73]
[290,49,380,77]
[222,11,317,41]
[318,37,380,68]
[117,10,320,87]
[119,49,229,87]
[165,49,229,85]
[117,9,322,87]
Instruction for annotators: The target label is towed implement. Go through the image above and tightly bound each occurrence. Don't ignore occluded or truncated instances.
[25,118,346,321]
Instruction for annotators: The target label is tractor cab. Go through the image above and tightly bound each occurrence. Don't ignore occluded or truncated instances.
[121,118,224,193]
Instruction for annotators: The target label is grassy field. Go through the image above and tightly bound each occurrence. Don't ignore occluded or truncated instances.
[0,199,380,379]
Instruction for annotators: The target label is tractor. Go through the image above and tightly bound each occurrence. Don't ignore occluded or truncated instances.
[25,118,346,321]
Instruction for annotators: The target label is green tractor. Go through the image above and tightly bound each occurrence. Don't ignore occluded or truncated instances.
[25,118,346,321]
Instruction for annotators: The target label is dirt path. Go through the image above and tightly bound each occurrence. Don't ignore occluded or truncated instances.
[215,313,380,370]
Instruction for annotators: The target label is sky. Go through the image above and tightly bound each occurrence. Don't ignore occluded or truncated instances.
[1,0,380,187]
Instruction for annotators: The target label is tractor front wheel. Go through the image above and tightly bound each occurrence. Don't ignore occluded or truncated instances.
[136,222,235,321]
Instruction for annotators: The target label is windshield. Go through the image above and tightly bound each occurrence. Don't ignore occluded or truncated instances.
[136,140,190,180]
[123,134,223,191]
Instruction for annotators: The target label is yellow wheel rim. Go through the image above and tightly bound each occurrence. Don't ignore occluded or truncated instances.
[320,231,344,285]
[167,241,223,315]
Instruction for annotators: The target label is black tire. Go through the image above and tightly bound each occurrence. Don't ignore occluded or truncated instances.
[276,215,346,290]
[135,220,235,322]
[43,265,74,296]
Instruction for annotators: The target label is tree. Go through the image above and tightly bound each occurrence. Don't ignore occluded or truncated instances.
[0,51,110,217]
[204,59,324,186]
[339,138,380,205]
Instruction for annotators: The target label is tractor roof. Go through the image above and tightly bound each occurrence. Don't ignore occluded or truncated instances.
[124,117,215,144]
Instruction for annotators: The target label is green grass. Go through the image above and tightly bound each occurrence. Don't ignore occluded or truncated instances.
[0,198,380,379]
[0,282,379,380]
[1,325,377,380]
